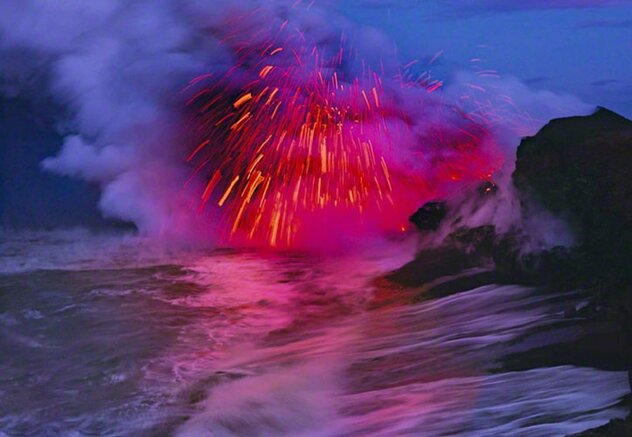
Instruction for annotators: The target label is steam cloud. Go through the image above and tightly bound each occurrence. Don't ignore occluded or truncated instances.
[0,0,592,246]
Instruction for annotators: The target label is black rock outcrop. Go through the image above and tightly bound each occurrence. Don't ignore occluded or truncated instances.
[513,107,632,291]
[409,201,447,231]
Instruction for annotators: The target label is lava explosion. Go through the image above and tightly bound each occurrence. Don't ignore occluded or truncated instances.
[185,18,501,249]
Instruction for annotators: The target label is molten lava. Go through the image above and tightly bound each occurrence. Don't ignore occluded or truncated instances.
[185,23,501,249]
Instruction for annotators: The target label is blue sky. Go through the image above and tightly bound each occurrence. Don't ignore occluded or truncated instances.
[339,0,632,117]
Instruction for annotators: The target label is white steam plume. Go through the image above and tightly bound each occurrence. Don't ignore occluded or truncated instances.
[0,0,592,246]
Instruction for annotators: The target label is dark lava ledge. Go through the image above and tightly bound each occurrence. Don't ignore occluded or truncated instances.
[383,107,632,436]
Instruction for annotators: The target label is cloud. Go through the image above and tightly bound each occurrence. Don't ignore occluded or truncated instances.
[590,79,620,87]
[438,0,632,12]
[523,77,550,86]
[577,18,632,28]
[454,0,632,10]
[360,0,632,10]
[356,0,632,20]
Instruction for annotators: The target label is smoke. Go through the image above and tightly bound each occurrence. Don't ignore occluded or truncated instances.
[0,0,592,248]
[429,72,593,249]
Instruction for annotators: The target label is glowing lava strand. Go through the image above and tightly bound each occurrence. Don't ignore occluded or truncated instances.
[187,44,403,248]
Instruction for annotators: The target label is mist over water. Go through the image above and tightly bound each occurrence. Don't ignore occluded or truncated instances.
[0,231,627,435]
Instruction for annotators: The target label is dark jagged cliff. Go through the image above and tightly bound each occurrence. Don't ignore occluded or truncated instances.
[513,108,632,436]
[388,107,632,436]
[397,107,632,294]
[513,107,632,291]
[514,108,632,233]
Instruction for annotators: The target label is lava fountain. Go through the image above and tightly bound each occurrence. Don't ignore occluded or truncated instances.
[185,16,502,249]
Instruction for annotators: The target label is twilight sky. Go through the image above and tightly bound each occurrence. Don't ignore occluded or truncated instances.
[339,0,632,117]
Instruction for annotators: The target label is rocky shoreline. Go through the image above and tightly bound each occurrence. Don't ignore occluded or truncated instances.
[384,108,632,436]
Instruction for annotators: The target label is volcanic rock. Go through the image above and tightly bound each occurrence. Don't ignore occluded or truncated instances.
[513,107,632,289]
[409,201,447,231]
